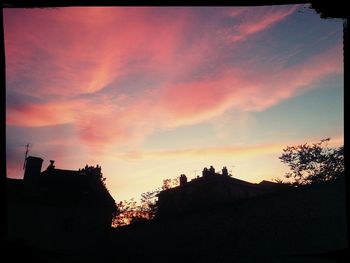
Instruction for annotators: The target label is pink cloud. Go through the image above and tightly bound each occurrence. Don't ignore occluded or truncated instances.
[6,6,297,100]
[5,11,122,97]
[5,7,342,153]
[154,44,342,128]
[6,43,342,151]
[5,8,192,99]
[7,101,78,126]
[76,116,129,146]
[107,41,341,145]
[236,6,299,37]
[217,5,299,43]
[246,43,343,111]
[155,69,247,127]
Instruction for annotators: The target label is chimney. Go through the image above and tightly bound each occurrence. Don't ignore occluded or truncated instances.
[222,166,228,176]
[209,166,215,175]
[24,156,43,183]
[179,174,187,186]
[47,160,55,170]
[202,167,208,177]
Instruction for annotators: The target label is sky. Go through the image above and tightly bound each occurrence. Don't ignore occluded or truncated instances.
[4,5,344,202]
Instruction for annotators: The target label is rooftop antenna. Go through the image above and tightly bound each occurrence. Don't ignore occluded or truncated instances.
[192,170,198,177]
[23,143,30,170]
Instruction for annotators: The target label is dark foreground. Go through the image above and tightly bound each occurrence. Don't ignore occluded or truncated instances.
[3,179,348,263]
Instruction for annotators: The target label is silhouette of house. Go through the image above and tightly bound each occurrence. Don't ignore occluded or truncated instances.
[6,156,117,252]
[157,166,284,217]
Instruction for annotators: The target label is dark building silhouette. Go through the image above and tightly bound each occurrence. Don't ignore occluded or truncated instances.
[157,166,284,217]
[111,178,347,263]
[6,156,117,253]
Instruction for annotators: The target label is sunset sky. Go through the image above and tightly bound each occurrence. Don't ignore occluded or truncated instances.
[5,5,344,202]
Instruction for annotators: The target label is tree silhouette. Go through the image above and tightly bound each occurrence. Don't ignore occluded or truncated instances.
[279,138,344,186]
[161,177,180,190]
[113,177,180,227]
[112,198,145,227]
[140,189,160,219]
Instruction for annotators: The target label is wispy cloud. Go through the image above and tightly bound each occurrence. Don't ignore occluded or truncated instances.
[155,44,342,128]
[117,135,344,161]
[117,142,285,160]
[217,5,299,43]
[5,6,342,153]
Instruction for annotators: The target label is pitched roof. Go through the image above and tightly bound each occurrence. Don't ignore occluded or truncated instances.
[158,173,261,196]
[7,168,116,211]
